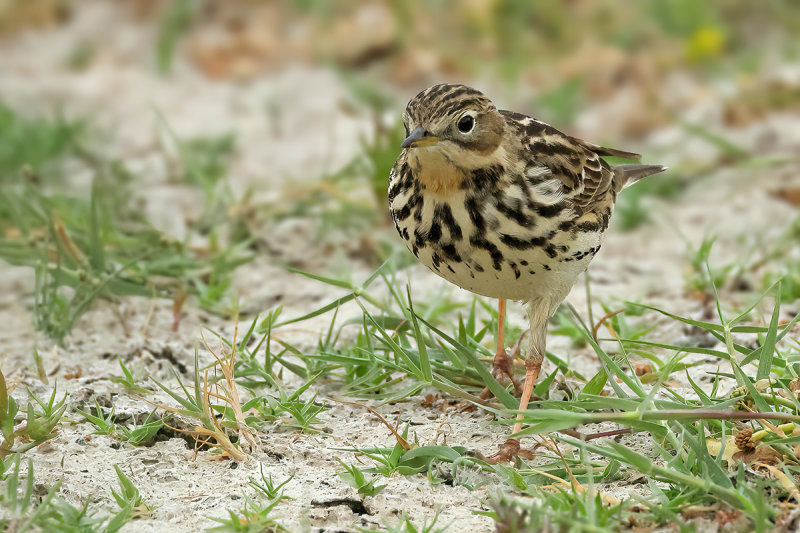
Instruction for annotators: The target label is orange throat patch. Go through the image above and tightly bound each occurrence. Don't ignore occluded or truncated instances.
[409,149,466,196]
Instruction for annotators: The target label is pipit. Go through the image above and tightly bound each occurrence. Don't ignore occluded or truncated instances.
[388,84,665,461]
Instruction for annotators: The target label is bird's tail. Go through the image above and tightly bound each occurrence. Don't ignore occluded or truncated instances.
[613,164,667,191]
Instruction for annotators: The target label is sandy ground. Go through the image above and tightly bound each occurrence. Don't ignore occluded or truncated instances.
[1,3,800,532]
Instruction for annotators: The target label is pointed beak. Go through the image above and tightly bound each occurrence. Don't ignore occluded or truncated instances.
[401,127,439,149]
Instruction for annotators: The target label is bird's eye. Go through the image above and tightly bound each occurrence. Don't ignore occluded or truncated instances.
[457,114,475,133]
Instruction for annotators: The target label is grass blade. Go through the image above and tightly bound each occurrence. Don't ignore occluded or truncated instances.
[756,284,781,381]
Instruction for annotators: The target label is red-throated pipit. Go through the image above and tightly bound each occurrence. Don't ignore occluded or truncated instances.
[388,84,665,461]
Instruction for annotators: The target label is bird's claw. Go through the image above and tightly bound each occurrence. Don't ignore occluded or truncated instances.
[482,438,535,464]
[483,349,522,395]
[495,350,523,393]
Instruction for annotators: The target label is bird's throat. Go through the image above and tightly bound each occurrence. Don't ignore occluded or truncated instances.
[409,149,466,196]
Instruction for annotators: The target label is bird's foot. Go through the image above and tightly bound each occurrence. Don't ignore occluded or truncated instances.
[479,348,523,400]
[481,439,535,464]
[492,349,523,393]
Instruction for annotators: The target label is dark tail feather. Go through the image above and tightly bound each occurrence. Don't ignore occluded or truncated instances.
[580,140,642,160]
[613,164,667,190]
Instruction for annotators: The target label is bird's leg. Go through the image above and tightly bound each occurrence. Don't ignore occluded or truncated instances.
[485,299,549,464]
[512,352,542,434]
[482,299,522,397]
[496,297,506,361]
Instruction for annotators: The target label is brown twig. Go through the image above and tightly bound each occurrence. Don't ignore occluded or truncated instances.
[559,427,633,441]
[592,309,625,342]
[329,398,414,451]
[582,428,632,440]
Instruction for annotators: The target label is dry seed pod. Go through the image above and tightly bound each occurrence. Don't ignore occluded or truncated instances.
[735,428,755,451]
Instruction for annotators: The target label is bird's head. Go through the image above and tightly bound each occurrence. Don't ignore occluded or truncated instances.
[401,84,506,166]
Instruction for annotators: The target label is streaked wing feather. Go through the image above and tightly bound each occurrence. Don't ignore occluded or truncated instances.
[501,110,650,209]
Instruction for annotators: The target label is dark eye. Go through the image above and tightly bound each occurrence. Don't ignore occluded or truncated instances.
[457,115,475,133]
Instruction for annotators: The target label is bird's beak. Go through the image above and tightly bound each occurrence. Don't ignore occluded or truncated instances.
[401,127,439,149]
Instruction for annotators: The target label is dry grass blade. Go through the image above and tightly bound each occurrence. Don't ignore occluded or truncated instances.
[201,324,260,454]
[155,397,247,462]
[146,342,252,462]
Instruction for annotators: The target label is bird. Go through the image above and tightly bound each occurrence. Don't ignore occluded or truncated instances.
[387,83,666,462]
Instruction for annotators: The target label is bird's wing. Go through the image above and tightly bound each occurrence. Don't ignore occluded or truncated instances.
[501,111,640,209]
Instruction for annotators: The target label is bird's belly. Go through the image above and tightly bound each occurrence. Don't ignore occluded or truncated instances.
[413,236,600,301]
[393,206,604,301]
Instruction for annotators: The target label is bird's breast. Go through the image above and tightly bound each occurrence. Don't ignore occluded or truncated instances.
[407,149,466,196]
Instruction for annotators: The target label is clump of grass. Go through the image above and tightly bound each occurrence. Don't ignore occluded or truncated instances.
[209,463,289,532]
[248,379,327,433]
[110,465,153,521]
[486,491,629,533]
[0,372,67,457]
[0,102,85,182]
[201,320,329,433]
[155,0,198,75]
[0,107,253,343]
[506,276,797,528]
[336,459,387,497]
[339,439,475,482]
[249,466,293,501]
[358,511,449,533]
[208,496,286,533]
[75,400,117,437]
[268,252,800,530]
[76,401,166,447]
[150,326,261,461]
[0,454,147,532]
[279,263,518,408]
[1,180,251,342]
[110,359,150,394]
[1,455,64,532]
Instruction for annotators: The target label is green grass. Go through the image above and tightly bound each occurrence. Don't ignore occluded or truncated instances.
[0,102,86,182]
[237,257,795,531]
[0,372,67,457]
[110,359,150,394]
[69,243,780,529]
[1,175,252,342]
[9,203,799,531]
[358,511,449,533]
[0,454,149,532]
[209,465,289,532]
[156,0,198,75]
[0,104,254,343]
[336,458,387,497]
[209,496,286,533]
[76,402,166,447]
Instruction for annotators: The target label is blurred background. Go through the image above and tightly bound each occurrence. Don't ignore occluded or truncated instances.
[1,0,799,342]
